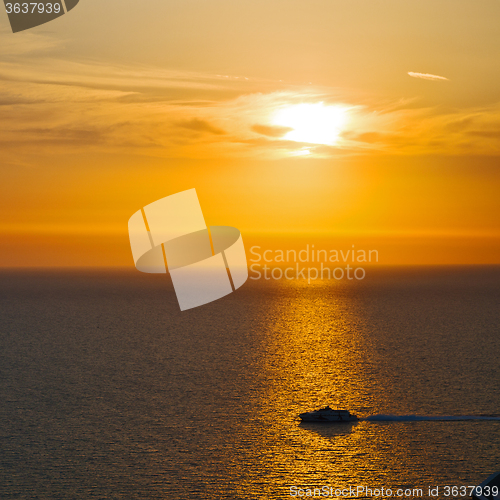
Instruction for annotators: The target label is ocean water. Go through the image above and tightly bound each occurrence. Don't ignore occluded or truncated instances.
[0,267,499,499]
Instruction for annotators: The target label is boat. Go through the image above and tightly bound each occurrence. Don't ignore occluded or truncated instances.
[471,470,500,500]
[299,406,358,423]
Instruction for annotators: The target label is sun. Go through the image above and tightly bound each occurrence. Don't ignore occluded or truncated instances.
[272,102,348,145]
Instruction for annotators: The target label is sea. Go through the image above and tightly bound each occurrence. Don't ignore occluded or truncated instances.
[0,266,499,500]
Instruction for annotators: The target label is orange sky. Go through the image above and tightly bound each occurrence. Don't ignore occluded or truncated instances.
[0,0,499,266]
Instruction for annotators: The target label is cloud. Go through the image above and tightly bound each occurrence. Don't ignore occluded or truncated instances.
[342,131,386,144]
[0,28,62,55]
[408,72,449,82]
[468,129,500,139]
[251,124,293,138]
[175,118,226,135]
[1,34,499,161]
[444,116,476,132]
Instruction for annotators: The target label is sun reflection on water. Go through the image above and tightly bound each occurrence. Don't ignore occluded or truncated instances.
[223,276,497,499]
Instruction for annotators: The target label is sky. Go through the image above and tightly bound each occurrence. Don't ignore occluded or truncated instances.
[0,0,499,266]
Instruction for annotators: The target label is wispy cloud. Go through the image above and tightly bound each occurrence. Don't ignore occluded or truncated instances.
[408,72,449,82]
[1,29,499,162]
[251,124,293,138]
[175,118,226,135]
[0,27,62,55]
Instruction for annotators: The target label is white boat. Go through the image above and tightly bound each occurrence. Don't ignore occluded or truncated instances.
[299,406,358,423]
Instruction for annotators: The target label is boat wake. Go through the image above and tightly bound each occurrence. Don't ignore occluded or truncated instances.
[363,414,500,422]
